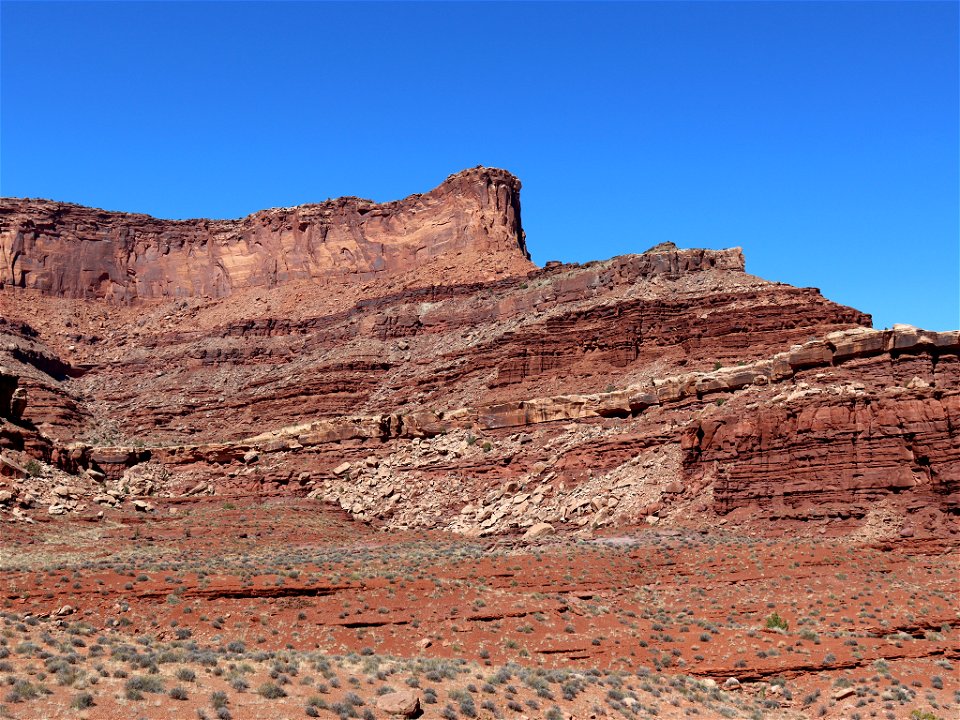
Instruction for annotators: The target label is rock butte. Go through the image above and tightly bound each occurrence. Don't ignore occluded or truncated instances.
[0,166,957,541]
[0,167,530,300]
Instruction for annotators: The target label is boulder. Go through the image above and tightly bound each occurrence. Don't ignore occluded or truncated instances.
[832,686,855,700]
[0,456,27,478]
[85,467,106,481]
[523,522,555,539]
[375,690,420,717]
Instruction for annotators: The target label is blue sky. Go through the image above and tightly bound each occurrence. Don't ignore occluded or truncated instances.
[2,1,957,330]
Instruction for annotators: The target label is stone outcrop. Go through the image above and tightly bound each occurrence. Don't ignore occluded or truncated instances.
[7,245,866,444]
[685,391,960,517]
[0,167,530,301]
[0,168,956,540]
[21,323,948,533]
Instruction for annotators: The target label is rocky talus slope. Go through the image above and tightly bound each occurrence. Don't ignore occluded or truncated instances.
[0,168,956,541]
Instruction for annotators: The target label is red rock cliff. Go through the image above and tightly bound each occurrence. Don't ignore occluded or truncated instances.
[0,167,531,301]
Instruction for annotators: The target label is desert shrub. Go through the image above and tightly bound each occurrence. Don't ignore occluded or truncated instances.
[450,688,477,718]
[765,612,788,631]
[5,680,47,703]
[126,675,164,694]
[307,694,328,708]
[70,691,94,709]
[257,682,287,699]
[227,676,246,692]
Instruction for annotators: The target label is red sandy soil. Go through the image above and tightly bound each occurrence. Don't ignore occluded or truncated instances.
[1,498,956,719]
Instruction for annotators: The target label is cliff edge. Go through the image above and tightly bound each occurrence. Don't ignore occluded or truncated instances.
[0,167,531,302]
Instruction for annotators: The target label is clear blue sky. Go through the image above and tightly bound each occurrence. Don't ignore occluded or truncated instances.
[2,1,957,330]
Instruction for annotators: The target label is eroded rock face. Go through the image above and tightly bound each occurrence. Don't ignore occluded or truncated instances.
[0,167,530,301]
[0,168,956,539]
[683,388,960,518]
[10,246,863,444]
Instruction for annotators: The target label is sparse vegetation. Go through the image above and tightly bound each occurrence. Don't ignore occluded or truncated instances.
[0,495,953,719]
[764,612,788,631]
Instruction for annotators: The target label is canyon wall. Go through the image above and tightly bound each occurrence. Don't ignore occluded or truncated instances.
[0,167,956,540]
[0,167,530,301]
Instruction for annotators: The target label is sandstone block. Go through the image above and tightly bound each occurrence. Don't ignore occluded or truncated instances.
[523,522,555,539]
[375,690,421,717]
[830,328,887,361]
[788,342,832,369]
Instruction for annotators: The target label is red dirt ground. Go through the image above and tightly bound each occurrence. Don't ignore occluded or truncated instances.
[1,498,957,719]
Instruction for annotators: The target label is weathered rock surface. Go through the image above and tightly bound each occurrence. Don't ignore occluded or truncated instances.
[375,690,420,717]
[0,168,956,540]
[0,167,530,301]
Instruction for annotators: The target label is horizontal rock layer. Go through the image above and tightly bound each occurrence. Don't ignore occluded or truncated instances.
[8,325,955,535]
[6,246,862,444]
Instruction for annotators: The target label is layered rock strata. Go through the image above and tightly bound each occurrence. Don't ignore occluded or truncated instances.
[0,168,957,541]
[1,246,869,444]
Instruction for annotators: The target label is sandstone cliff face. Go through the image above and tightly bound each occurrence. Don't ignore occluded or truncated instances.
[0,168,956,542]
[679,329,960,519]
[0,167,530,301]
[15,246,866,444]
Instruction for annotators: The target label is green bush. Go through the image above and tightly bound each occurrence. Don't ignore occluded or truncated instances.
[765,612,788,631]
